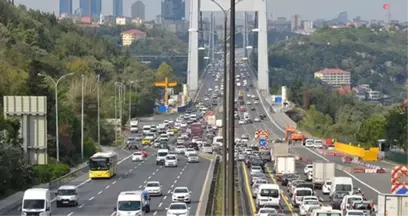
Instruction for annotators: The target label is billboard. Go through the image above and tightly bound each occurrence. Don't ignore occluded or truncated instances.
[3,96,48,164]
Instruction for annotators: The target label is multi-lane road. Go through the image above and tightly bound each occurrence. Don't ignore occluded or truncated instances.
[199,62,390,215]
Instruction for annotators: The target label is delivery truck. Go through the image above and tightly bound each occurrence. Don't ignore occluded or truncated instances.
[376,194,408,216]
[312,162,335,189]
[274,155,295,180]
[271,143,289,161]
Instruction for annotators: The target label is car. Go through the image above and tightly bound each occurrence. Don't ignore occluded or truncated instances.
[144,181,162,196]
[250,173,267,185]
[281,174,299,187]
[254,117,260,122]
[250,165,263,175]
[304,164,313,174]
[131,152,144,162]
[256,207,278,216]
[55,185,78,207]
[240,107,246,112]
[187,152,199,163]
[171,187,191,203]
[331,191,349,209]
[184,148,196,157]
[288,180,305,194]
[322,180,331,195]
[299,199,321,216]
[306,171,313,181]
[138,150,148,157]
[251,107,256,111]
[175,145,186,154]
[247,101,252,105]
[304,139,314,148]
[313,139,324,148]
[238,119,245,125]
[341,195,364,211]
[164,154,178,167]
[165,203,190,216]
[254,100,259,104]
[238,153,246,161]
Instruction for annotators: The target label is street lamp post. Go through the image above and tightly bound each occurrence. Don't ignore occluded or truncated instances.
[38,72,74,162]
[81,75,84,159]
[128,81,138,122]
[96,74,100,146]
[114,82,122,146]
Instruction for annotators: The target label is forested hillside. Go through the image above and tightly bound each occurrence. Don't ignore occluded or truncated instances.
[0,1,171,197]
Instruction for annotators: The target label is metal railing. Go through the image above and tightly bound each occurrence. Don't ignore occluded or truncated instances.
[205,157,220,216]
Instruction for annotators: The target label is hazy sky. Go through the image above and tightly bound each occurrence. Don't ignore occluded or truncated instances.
[14,0,408,22]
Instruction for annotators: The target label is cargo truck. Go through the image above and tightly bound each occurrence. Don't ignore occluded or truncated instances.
[191,123,203,137]
[312,162,335,189]
[129,120,139,133]
[274,155,295,180]
[376,194,408,216]
[271,143,289,161]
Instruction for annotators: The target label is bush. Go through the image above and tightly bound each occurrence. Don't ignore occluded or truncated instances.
[32,163,70,184]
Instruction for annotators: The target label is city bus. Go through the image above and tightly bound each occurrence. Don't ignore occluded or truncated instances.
[89,152,118,179]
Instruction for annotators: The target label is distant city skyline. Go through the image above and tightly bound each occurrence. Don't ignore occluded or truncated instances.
[13,0,408,22]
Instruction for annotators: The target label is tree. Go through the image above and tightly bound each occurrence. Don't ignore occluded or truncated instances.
[356,117,386,147]
[384,106,408,151]
[156,62,175,81]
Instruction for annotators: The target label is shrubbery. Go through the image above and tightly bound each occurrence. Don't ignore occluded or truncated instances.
[32,163,70,184]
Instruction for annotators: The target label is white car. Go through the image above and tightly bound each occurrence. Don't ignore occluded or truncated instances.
[250,166,263,175]
[304,164,313,174]
[254,117,260,122]
[165,203,190,216]
[256,208,277,216]
[164,155,178,167]
[306,171,313,181]
[345,210,365,216]
[322,180,331,195]
[299,199,321,216]
[166,130,174,136]
[238,119,245,125]
[184,148,196,157]
[246,101,252,105]
[313,139,324,148]
[180,122,187,128]
[131,152,144,162]
[172,187,191,203]
[305,139,314,148]
[187,153,199,163]
[254,100,259,104]
[341,195,363,211]
[175,145,186,154]
[144,181,162,196]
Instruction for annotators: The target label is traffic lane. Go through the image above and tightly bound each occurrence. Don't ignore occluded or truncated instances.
[9,156,156,216]
[291,146,385,199]
[69,155,161,215]
[157,158,211,215]
[148,157,191,215]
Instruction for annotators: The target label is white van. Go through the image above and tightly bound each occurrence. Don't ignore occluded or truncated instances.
[330,177,353,196]
[21,188,52,216]
[256,184,281,208]
[156,149,169,165]
[143,125,151,135]
[115,190,149,215]
[292,187,313,207]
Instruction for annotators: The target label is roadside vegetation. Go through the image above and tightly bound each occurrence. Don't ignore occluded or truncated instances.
[0,2,178,197]
[259,28,407,151]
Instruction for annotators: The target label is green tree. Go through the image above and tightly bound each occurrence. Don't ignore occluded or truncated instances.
[384,106,408,151]
[356,117,386,147]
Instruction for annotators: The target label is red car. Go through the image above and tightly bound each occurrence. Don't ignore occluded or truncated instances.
[137,150,148,157]
[240,107,246,112]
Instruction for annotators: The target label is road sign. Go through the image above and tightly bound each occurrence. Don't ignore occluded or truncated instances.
[391,165,408,194]
[255,129,269,140]
[259,138,266,147]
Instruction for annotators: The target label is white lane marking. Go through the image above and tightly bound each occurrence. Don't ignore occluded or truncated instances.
[67,212,74,216]
[98,191,103,195]
[130,169,133,172]
[134,166,137,168]
[167,190,171,194]
[174,180,177,184]
[153,211,158,215]
[180,171,183,175]
[79,204,84,208]
[112,181,117,185]
[89,196,94,201]
[195,157,214,216]
[139,185,142,188]
[164,196,167,200]
[171,184,174,188]
[158,203,163,208]
[148,176,151,179]
[110,211,116,216]
[119,176,122,179]
[177,176,180,179]
[144,180,147,183]
[153,172,156,175]
[303,146,381,194]
[125,172,129,175]
[105,185,110,189]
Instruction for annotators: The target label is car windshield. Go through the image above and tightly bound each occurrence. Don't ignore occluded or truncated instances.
[252,173,266,178]
[118,201,141,211]
[57,189,76,195]
[158,152,168,157]
[146,183,160,187]
[260,209,277,213]
[348,197,363,204]
[335,184,352,192]
[174,188,188,193]
[260,189,279,198]
[127,137,135,141]
[354,202,371,210]
[316,214,341,216]
[298,184,313,189]
[326,181,332,185]
[252,166,262,170]
[133,152,142,155]
[296,190,312,196]
[304,201,320,205]
[189,153,198,157]
[166,156,176,160]
[23,199,45,209]
[346,212,364,216]
[169,204,187,210]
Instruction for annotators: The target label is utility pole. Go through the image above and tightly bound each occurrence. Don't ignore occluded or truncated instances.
[81,75,84,159]
[97,74,100,146]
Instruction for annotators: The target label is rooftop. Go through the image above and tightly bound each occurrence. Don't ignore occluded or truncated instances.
[122,29,146,35]
[316,68,349,74]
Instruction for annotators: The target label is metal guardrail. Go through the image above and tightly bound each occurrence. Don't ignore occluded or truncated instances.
[205,157,220,216]
[0,163,88,215]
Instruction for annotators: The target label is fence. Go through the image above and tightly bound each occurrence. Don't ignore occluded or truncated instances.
[205,157,220,216]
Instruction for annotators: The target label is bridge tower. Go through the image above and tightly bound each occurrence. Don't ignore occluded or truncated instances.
[188,0,269,92]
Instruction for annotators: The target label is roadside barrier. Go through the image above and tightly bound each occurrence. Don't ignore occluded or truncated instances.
[205,157,220,216]
[343,167,366,173]
[325,151,344,157]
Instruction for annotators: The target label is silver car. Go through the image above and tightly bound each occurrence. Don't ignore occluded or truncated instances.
[187,153,199,163]
[56,185,78,207]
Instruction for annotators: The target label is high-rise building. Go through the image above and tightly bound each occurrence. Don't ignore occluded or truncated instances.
[113,0,123,17]
[59,0,73,15]
[161,0,185,21]
[131,0,145,20]
[291,14,301,31]
[79,0,101,18]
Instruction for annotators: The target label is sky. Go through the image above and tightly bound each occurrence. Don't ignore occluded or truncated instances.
[13,0,408,22]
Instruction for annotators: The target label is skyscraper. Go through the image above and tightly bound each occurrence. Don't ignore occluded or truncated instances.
[79,0,101,18]
[59,0,73,15]
[113,0,123,17]
[131,0,145,19]
[161,0,185,21]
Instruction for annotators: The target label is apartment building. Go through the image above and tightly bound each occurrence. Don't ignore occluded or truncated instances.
[314,68,351,88]
[121,29,146,46]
